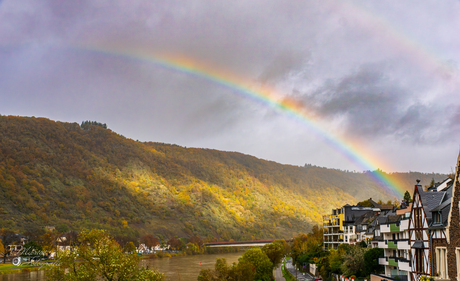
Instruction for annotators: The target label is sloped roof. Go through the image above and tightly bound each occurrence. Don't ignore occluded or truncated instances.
[436,178,453,192]
[368,198,393,210]
[419,190,446,218]
[430,197,451,212]
[386,215,402,224]
[353,211,375,226]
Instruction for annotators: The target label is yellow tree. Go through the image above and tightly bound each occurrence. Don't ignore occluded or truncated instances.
[47,229,164,281]
[0,238,4,256]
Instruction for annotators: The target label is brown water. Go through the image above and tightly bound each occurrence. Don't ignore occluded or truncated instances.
[141,252,243,281]
[0,252,243,281]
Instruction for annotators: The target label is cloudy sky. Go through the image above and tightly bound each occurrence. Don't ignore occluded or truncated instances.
[1,0,460,173]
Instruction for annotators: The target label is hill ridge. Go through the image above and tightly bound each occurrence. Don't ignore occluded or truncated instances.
[0,115,446,240]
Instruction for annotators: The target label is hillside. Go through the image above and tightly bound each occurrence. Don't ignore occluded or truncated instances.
[0,116,446,241]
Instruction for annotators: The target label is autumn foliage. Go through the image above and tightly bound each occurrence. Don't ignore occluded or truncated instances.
[0,116,445,241]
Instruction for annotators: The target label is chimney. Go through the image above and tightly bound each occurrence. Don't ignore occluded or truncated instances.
[415,179,422,191]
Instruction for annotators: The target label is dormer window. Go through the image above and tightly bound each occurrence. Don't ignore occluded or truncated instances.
[433,212,442,224]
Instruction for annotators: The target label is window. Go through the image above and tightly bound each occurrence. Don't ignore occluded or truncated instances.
[416,249,423,272]
[433,212,442,225]
[436,247,448,279]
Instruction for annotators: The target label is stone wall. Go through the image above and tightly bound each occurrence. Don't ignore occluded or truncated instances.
[447,157,460,281]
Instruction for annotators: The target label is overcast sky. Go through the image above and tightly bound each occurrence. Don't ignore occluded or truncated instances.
[1,0,460,173]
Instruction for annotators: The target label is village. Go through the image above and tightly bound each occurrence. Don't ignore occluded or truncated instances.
[321,172,458,281]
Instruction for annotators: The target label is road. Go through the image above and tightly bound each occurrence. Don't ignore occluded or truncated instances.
[274,262,286,281]
[283,258,316,281]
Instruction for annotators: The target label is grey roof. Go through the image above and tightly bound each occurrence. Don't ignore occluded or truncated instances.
[430,197,451,212]
[372,234,384,241]
[419,190,446,219]
[386,215,402,224]
[443,185,453,201]
[412,241,425,249]
[353,211,376,225]
[343,205,375,222]
[376,216,387,225]
[442,203,451,225]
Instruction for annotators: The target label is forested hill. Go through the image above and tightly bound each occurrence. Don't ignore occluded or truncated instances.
[0,116,446,241]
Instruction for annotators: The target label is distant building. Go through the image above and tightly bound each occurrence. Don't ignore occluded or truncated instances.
[323,202,381,250]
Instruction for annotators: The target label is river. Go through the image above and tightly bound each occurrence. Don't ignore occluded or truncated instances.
[0,251,243,281]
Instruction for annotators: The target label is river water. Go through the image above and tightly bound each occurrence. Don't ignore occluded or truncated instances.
[0,252,243,281]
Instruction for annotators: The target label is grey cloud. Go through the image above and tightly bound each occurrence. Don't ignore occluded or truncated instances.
[1,0,460,172]
[303,63,454,143]
[259,50,310,83]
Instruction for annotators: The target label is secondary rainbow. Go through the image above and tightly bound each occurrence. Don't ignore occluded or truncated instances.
[77,45,406,197]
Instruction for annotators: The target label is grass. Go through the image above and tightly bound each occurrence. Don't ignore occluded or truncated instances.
[281,259,297,281]
[0,262,52,274]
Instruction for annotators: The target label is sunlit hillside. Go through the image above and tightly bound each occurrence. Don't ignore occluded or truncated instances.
[0,116,446,240]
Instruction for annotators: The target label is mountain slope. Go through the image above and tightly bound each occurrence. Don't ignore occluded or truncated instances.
[0,116,446,240]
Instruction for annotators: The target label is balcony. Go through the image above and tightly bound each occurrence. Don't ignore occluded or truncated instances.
[381,223,401,233]
[400,219,409,232]
[390,224,400,232]
[388,258,398,267]
[379,257,409,268]
[388,241,397,249]
[397,240,410,250]
[378,240,407,249]
[381,224,390,233]
[398,259,411,271]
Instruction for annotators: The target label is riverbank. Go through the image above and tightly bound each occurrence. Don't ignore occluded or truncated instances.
[0,264,51,275]
[0,252,244,281]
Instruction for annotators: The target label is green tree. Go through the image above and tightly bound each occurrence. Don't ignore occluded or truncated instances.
[186,242,199,255]
[124,241,137,253]
[239,248,273,281]
[357,199,373,207]
[340,246,365,277]
[328,248,344,274]
[56,224,69,233]
[364,248,384,275]
[47,229,164,281]
[197,258,255,281]
[22,241,43,257]
[229,259,255,281]
[273,239,290,255]
[261,242,284,269]
[404,191,412,203]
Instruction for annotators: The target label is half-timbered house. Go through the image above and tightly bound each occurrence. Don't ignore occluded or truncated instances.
[409,181,447,281]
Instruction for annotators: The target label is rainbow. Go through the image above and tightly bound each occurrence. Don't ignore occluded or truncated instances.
[334,1,458,83]
[76,44,408,198]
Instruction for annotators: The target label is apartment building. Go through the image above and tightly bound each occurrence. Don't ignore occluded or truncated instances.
[323,203,380,250]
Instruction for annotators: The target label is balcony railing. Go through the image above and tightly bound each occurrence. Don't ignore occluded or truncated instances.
[381,222,402,233]
[398,259,411,271]
[379,257,388,265]
[379,256,410,268]
[388,241,397,249]
[390,224,400,232]
[400,219,409,231]
[397,240,410,250]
